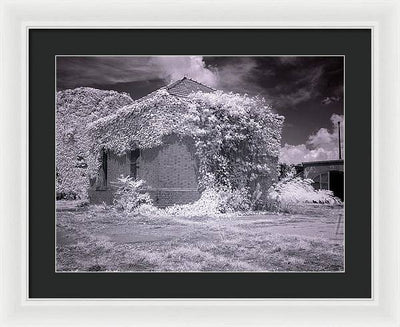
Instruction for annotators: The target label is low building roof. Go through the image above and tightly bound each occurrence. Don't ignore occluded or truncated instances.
[301,159,344,167]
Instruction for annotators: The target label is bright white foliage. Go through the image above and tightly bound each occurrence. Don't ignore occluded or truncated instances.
[112,176,153,212]
[89,89,284,192]
[88,89,191,154]
[187,91,284,189]
[56,87,133,199]
[267,176,341,212]
[135,187,252,218]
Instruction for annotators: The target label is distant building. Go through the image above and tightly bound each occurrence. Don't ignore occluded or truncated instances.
[296,159,344,201]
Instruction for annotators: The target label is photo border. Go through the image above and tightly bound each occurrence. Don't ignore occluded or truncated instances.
[54,53,346,275]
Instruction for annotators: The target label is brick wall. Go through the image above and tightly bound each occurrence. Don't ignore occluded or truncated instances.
[147,190,200,208]
[89,135,279,207]
[139,135,200,206]
[89,135,200,206]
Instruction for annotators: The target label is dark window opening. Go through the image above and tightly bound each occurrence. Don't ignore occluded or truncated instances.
[330,170,344,201]
[130,149,140,179]
[101,150,108,188]
[312,173,329,190]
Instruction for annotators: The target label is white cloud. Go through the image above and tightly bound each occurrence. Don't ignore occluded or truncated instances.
[150,56,218,87]
[280,114,344,164]
[280,143,339,164]
[308,128,337,150]
[330,113,344,125]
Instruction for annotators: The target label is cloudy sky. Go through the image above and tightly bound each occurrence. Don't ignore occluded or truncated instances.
[57,56,344,164]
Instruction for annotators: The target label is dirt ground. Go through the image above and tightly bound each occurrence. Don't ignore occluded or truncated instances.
[56,202,344,272]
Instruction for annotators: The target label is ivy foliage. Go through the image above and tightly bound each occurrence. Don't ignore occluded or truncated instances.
[89,89,284,192]
[56,87,134,199]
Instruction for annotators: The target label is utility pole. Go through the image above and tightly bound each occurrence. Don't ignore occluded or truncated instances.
[338,121,342,160]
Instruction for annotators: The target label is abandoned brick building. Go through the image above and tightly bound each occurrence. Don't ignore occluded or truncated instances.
[88,77,282,207]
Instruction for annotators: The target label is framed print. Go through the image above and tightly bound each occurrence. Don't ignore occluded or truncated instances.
[31,29,369,298]
[1,0,399,326]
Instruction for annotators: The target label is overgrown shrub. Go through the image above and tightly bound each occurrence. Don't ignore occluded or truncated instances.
[135,186,252,218]
[165,188,222,217]
[266,176,341,213]
[187,91,284,191]
[112,176,153,212]
[217,187,252,213]
[56,88,133,200]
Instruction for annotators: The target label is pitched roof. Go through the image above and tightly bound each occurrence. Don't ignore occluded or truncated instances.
[165,77,215,97]
[135,77,215,103]
[88,78,216,153]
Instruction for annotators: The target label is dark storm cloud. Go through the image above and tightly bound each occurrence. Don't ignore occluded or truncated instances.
[321,96,341,105]
[203,56,344,152]
[57,57,153,88]
[205,56,344,111]
[56,56,344,147]
[57,56,343,111]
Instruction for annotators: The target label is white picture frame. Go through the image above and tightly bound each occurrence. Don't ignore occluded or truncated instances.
[1,0,399,326]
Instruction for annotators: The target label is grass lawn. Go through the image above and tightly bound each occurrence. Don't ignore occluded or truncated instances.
[56,202,344,272]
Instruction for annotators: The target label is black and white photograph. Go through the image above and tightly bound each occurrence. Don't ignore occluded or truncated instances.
[56,55,344,272]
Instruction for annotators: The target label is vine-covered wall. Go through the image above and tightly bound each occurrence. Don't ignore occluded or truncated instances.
[89,135,200,206]
[88,89,284,198]
[56,87,134,199]
[58,82,284,204]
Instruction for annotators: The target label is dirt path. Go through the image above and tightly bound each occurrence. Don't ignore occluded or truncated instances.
[89,208,344,245]
[56,204,344,272]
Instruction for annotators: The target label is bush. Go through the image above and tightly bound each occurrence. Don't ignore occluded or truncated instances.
[164,188,222,217]
[112,175,153,213]
[216,187,252,213]
[266,176,341,212]
[134,186,252,218]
